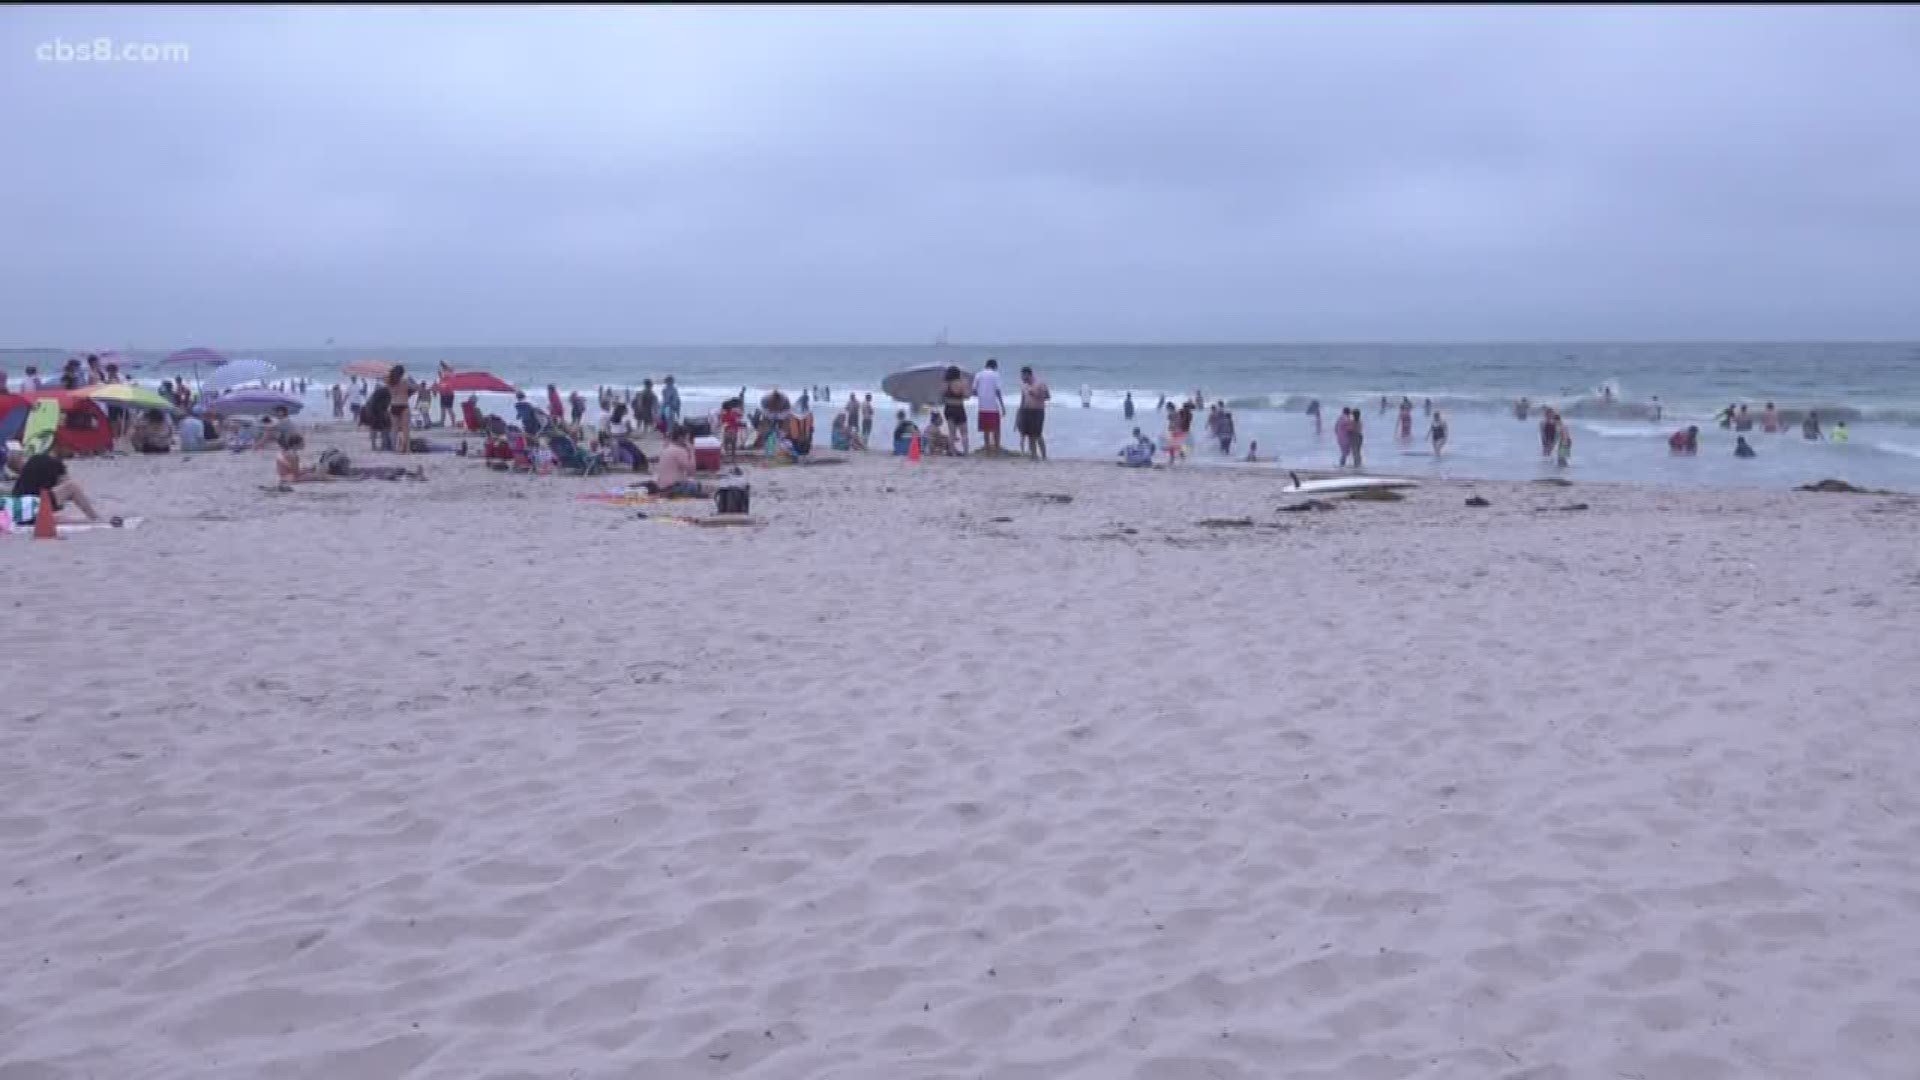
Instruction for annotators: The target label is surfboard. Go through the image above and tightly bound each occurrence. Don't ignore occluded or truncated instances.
[1281,477,1419,495]
[56,516,144,534]
[882,364,970,407]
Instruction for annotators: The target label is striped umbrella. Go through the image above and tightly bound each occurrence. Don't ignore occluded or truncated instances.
[201,357,278,393]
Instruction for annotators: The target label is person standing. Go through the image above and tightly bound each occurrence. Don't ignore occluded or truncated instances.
[546,384,564,424]
[1539,409,1559,457]
[1349,408,1366,470]
[330,383,345,419]
[661,376,681,427]
[798,388,811,416]
[1430,410,1449,457]
[387,366,417,454]
[1123,391,1135,420]
[941,366,972,455]
[1397,398,1414,441]
[1017,365,1050,460]
[568,390,586,427]
[1307,399,1323,436]
[973,358,1005,454]
[635,379,658,433]
[1216,407,1235,456]
[1334,408,1354,468]
[860,393,874,443]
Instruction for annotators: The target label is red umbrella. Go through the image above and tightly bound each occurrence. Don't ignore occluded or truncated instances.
[343,358,396,379]
[437,371,516,394]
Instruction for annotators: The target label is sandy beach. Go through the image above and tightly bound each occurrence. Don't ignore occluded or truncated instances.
[5,434,1920,1080]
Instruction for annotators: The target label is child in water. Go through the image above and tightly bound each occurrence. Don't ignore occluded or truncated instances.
[1555,422,1573,467]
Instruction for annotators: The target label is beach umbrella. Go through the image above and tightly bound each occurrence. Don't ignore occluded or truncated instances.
[204,389,304,416]
[437,370,516,394]
[159,346,227,369]
[201,357,278,393]
[81,383,178,414]
[343,358,396,379]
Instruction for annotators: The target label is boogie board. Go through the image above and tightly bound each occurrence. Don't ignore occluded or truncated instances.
[882,364,970,407]
[1281,476,1419,495]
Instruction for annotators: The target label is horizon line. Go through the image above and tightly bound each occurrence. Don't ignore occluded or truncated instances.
[6,338,1918,353]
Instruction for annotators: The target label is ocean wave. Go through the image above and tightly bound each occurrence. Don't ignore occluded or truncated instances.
[1872,440,1920,459]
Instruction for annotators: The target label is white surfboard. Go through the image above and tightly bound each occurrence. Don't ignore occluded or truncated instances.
[882,364,970,407]
[1282,476,1419,495]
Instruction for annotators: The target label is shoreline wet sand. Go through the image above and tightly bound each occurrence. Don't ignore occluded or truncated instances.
[6,436,1920,1079]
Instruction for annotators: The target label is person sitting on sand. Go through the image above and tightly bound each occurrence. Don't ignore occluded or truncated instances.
[128,408,174,454]
[644,427,706,497]
[923,413,953,456]
[9,451,105,523]
[1119,428,1156,467]
[1735,436,1757,459]
[1668,425,1700,454]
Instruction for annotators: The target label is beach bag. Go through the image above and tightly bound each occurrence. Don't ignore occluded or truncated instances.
[715,485,750,515]
[3,495,40,528]
[319,448,351,476]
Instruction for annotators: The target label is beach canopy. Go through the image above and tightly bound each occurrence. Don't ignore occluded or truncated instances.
[343,358,396,379]
[204,389,303,416]
[201,358,277,392]
[159,346,227,369]
[437,371,515,394]
[80,383,178,414]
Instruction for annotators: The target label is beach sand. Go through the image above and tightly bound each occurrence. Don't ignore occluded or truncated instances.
[5,434,1920,1079]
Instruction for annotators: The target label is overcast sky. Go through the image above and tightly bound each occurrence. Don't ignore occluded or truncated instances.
[3,5,1918,346]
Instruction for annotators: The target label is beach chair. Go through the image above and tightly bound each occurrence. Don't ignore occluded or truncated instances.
[546,434,607,476]
[501,431,536,473]
[461,400,489,432]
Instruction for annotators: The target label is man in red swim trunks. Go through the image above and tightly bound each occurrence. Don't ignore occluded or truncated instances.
[973,358,1006,453]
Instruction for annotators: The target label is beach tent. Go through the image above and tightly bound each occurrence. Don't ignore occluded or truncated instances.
[21,390,113,456]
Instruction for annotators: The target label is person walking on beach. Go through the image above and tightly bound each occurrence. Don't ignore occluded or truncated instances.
[1216,407,1235,456]
[1430,410,1449,457]
[1539,409,1559,457]
[1349,409,1366,470]
[1555,421,1573,467]
[1397,398,1414,441]
[974,358,1006,453]
[1017,365,1051,460]
[1334,408,1354,468]
[860,393,874,443]
[940,366,972,455]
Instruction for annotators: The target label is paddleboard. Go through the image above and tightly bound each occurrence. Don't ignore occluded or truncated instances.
[1281,477,1419,495]
[882,364,970,407]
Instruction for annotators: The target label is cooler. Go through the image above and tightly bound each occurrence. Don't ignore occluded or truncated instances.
[694,436,722,471]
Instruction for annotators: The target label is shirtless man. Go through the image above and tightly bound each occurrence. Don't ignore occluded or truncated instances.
[1017,366,1050,460]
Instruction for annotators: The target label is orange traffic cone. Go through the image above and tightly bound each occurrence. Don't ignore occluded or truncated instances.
[907,433,921,462]
[32,489,58,540]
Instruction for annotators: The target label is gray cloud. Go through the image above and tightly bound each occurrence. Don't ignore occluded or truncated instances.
[3,5,1917,346]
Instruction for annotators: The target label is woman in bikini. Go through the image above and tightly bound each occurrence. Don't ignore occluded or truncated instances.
[387,365,417,454]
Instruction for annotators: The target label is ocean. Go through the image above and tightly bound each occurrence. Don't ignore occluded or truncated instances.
[16,342,1920,491]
